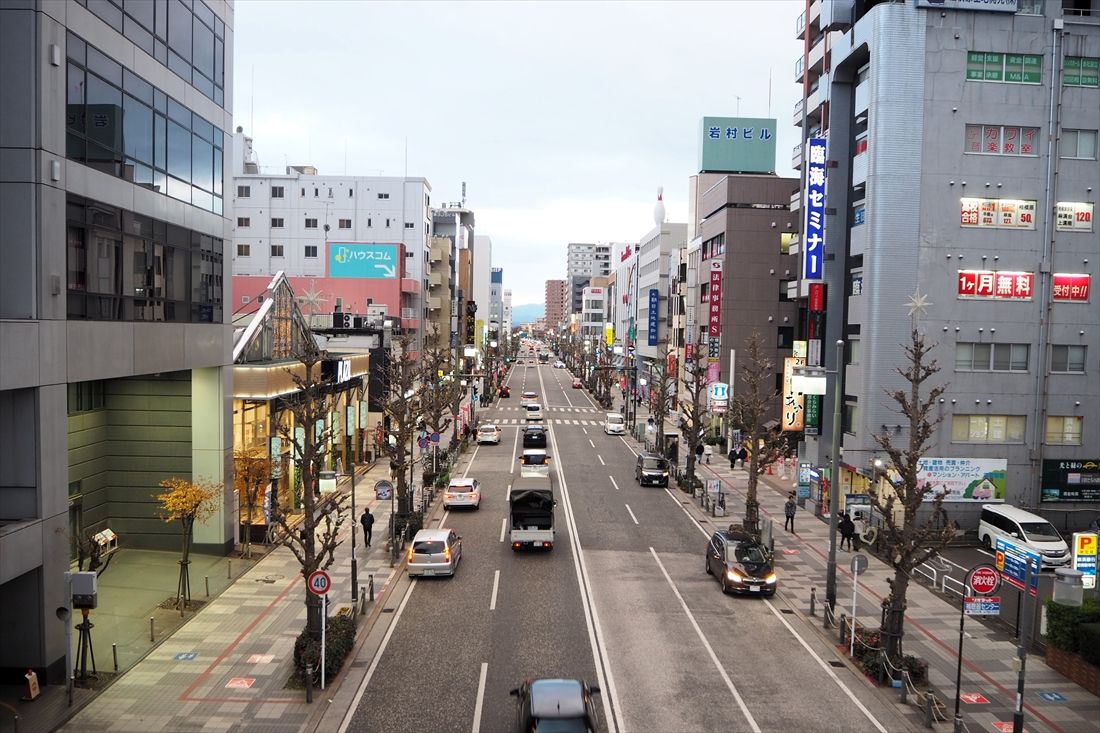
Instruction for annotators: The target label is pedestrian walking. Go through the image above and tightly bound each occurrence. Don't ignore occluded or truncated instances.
[695,443,704,463]
[839,512,855,551]
[728,447,737,470]
[784,493,797,532]
[703,444,713,464]
[360,507,374,548]
[738,445,749,468]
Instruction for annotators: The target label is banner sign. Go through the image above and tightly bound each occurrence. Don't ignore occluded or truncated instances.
[1051,273,1090,302]
[698,116,777,174]
[1072,532,1098,589]
[647,289,659,346]
[808,282,825,312]
[995,537,1040,595]
[1055,202,1094,232]
[1041,459,1100,502]
[781,357,806,431]
[957,270,1033,300]
[708,260,723,340]
[917,0,1018,12]
[804,394,821,436]
[802,137,826,280]
[964,596,1002,615]
[916,457,1007,501]
[328,242,399,279]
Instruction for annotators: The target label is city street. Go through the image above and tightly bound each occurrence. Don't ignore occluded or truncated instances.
[338,360,915,733]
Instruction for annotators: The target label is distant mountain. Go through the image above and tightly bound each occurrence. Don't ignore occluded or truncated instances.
[511,303,544,327]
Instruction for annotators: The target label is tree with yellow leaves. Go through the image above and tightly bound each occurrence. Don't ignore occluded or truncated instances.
[234,446,272,559]
[158,477,221,610]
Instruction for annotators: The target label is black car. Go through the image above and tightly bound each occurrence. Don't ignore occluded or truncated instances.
[705,529,777,596]
[509,678,601,733]
[635,453,669,487]
[522,425,548,449]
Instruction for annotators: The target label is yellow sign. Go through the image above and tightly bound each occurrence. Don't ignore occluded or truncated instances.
[781,356,806,431]
[605,323,614,347]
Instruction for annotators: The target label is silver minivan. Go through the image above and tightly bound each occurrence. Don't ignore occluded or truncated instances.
[977,504,1070,568]
[407,528,462,577]
[525,403,544,421]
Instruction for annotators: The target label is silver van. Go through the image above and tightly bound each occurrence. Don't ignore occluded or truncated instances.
[977,504,1070,568]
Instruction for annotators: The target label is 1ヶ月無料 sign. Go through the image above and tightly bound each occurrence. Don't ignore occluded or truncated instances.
[328,242,399,279]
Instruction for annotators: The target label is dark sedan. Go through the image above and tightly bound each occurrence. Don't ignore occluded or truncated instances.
[509,678,601,733]
[705,529,777,595]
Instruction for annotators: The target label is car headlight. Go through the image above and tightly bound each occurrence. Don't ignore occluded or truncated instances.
[727,569,743,583]
[765,573,778,584]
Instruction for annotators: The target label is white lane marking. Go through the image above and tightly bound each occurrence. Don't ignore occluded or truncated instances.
[762,599,889,733]
[649,547,761,733]
[583,427,588,435]
[337,578,418,733]
[490,569,500,611]
[664,487,710,538]
[440,509,450,526]
[548,424,623,732]
[471,661,489,733]
[619,436,638,456]
[624,504,639,525]
[976,547,996,559]
[499,516,507,543]
[589,439,595,448]
[598,455,605,466]
[511,424,519,473]
[462,444,479,479]
[609,476,620,491]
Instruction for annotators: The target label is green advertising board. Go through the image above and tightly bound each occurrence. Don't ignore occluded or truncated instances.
[698,117,777,174]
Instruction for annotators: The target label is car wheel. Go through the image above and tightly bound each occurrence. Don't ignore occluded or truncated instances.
[982,534,992,550]
[720,575,729,594]
[705,557,712,575]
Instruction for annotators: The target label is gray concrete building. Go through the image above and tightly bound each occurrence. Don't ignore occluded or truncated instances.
[0,0,235,682]
[566,242,612,314]
[792,0,1099,519]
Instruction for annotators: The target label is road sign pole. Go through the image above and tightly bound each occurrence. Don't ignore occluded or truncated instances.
[954,598,966,733]
[1013,558,1035,733]
[850,570,858,658]
[321,594,327,690]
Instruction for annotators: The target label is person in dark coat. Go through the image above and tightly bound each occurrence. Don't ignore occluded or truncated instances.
[839,512,855,551]
[784,493,797,532]
[360,508,375,548]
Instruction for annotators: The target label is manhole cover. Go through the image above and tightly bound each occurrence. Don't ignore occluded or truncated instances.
[255,574,283,584]
[829,660,846,668]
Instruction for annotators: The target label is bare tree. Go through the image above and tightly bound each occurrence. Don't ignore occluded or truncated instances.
[679,346,711,490]
[234,445,271,559]
[377,333,421,516]
[869,328,954,662]
[157,476,221,610]
[270,353,348,638]
[420,326,456,477]
[730,330,789,535]
[646,346,678,456]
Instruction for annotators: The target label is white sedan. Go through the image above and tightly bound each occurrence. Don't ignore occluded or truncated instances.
[443,478,481,509]
[476,424,502,444]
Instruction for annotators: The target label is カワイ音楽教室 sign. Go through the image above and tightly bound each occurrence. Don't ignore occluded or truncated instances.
[329,242,399,278]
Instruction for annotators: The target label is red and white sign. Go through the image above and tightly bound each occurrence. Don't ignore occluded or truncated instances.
[708,261,723,339]
[1052,273,1090,302]
[967,565,1001,595]
[957,270,1033,300]
[225,677,256,689]
[993,723,1027,733]
[1056,201,1094,232]
[808,282,825,313]
[959,693,989,704]
[620,244,633,262]
[307,570,332,596]
[587,288,604,295]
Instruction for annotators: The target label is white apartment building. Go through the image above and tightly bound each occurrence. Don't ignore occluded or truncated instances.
[567,242,613,313]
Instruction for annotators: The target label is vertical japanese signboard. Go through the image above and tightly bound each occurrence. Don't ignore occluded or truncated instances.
[707,260,723,383]
[782,356,806,431]
[647,289,659,346]
[802,138,827,280]
[1072,532,1098,589]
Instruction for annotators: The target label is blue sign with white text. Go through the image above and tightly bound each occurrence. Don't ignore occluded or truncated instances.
[802,137,827,280]
[995,537,1041,595]
[647,289,659,346]
[328,242,399,279]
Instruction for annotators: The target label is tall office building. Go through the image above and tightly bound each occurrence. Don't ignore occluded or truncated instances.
[0,0,235,681]
[566,242,613,314]
[489,267,504,342]
[502,289,513,337]
[544,279,568,332]
[791,0,1098,514]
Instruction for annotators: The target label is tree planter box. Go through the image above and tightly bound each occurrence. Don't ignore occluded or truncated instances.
[1044,645,1100,696]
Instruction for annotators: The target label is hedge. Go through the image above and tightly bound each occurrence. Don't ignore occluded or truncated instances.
[293,615,357,683]
[1077,623,1100,667]
[1045,597,1100,653]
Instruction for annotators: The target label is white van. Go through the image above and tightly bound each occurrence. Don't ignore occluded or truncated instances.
[525,403,544,421]
[604,413,625,435]
[977,504,1071,568]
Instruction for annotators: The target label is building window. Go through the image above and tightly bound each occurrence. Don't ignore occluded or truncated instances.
[966,52,1042,84]
[1064,57,1100,88]
[241,295,251,304]
[367,218,373,227]
[349,189,354,197]
[65,32,225,214]
[1017,0,1045,14]
[1051,345,1086,373]
[237,185,250,197]
[271,217,284,228]
[300,187,306,197]
[1046,416,1083,445]
[842,403,859,434]
[237,243,250,256]
[236,217,250,227]
[378,192,390,200]
[777,326,794,349]
[339,218,351,229]
[304,245,318,258]
[847,340,860,365]
[964,125,1040,156]
[1060,129,1098,160]
[851,273,863,296]
[955,342,1029,371]
[67,381,105,414]
[271,185,284,198]
[385,218,391,228]
[313,188,318,197]
[305,218,318,229]
[951,415,1027,443]
[271,244,284,257]
[405,222,415,229]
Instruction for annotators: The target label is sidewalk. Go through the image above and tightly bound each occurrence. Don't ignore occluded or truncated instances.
[685,456,1099,733]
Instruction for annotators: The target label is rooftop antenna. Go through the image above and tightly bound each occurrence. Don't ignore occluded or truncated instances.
[768,67,773,117]
[735,95,742,116]
[344,139,348,176]
[250,65,254,134]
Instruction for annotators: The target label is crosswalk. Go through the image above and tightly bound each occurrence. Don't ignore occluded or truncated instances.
[482,418,605,426]
[494,406,602,413]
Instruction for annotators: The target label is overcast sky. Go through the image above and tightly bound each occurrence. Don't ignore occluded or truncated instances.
[233,0,804,306]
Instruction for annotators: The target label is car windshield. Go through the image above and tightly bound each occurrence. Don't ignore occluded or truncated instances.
[608,416,624,424]
[478,427,496,433]
[527,405,541,411]
[1020,522,1061,541]
[412,540,444,554]
[642,458,666,470]
[523,454,548,465]
[533,719,588,733]
[523,392,537,398]
[731,543,769,565]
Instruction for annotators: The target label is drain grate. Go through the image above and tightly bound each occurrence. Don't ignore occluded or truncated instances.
[829,660,846,668]
[382,607,395,613]
[780,608,794,614]
[350,660,369,668]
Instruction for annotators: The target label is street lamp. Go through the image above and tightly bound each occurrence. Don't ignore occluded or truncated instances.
[792,339,846,623]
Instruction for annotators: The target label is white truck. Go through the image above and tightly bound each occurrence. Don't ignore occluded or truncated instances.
[509,476,555,551]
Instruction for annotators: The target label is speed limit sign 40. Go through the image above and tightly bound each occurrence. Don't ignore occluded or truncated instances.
[307,570,332,596]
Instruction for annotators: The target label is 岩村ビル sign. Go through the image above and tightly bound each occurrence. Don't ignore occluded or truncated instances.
[1040,459,1100,503]
[647,289,659,346]
[803,138,827,280]
[995,537,1040,595]
[328,242,399,278]
[957,270,1033,300]
[916,458,1007,501]
[698,116,777,174]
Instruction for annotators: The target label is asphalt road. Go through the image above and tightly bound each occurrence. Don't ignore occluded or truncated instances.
[341,355,915,733]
